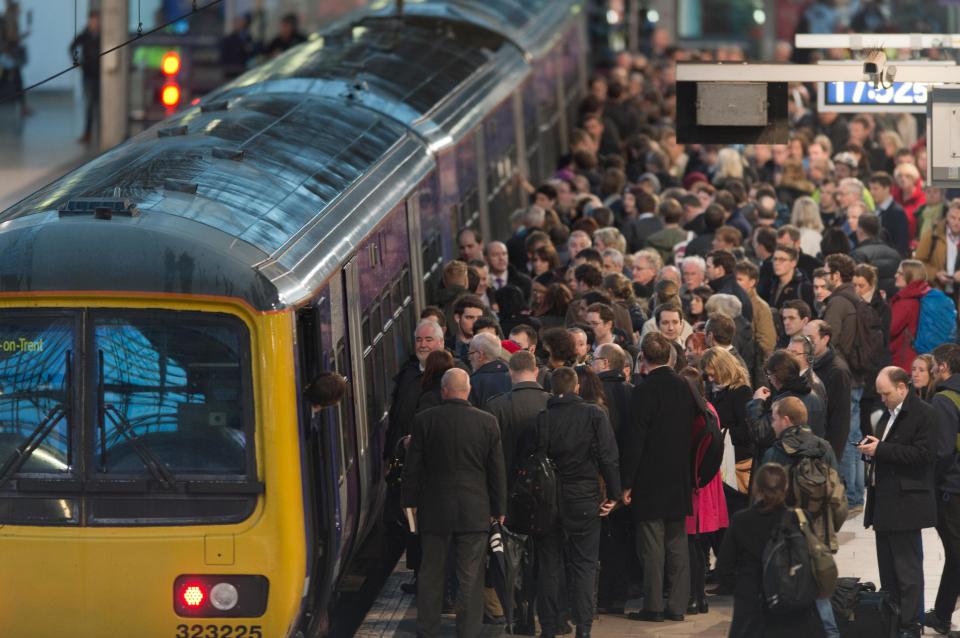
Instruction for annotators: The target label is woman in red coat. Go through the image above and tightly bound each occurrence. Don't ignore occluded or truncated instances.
[889,260,930,369]
[679,367,729,616]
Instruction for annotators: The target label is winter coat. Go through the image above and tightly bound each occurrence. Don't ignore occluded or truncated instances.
[469,359,512,408]
[761,425,845,551]
[622,366,697,521]
[717,503,827,638]
[812,348,852,462]
[402,399,507,533]
[915,217,953,285]
[687,403,730,535]
[889,279,931,369]
[483,381,551,478]
[931,374,960,495]
[864,391,937,532]
[821,283,860,380]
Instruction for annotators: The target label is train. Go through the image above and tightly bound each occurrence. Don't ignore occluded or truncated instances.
[0,1,587,636]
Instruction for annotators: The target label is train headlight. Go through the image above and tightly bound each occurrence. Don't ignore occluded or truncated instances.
[210,582,239,611]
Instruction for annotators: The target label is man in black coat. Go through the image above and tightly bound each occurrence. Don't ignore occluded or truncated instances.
[402,368,507,638]
[859,367,937,638]
[924,345,960,635]
[384,319,449,460]
[530,367,621,638]
[706,249,753,322]
[467,332,511,407]
[483,350,550,479]
[622,333,697,622]
[804,320,852,462]
[592,343,640,611]
[868,172,911,257]
[851,214,902,298]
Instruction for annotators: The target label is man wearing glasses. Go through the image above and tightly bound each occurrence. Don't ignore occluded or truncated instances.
[763,245,815,312]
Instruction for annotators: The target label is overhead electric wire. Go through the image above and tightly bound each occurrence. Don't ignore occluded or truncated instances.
[0,0,225,105]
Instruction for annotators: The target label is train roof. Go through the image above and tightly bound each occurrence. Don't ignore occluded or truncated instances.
[0,2,583,311]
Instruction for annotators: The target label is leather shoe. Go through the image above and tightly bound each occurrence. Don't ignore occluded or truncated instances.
[686,599,700,615]
[665,612,685,622]
[399,581,416,595]
[628,610,664,622]
[925,611,951,635]
[698,599,709,614]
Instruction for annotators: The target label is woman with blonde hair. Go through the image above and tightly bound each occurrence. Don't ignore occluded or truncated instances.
[714,147,746,186]
[790,196,825,258]
[701,347,754,497]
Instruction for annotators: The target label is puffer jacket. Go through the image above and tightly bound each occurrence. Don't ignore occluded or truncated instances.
[851,238,902,298]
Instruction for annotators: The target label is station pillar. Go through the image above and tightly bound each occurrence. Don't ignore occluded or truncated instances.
[99,0,129,151]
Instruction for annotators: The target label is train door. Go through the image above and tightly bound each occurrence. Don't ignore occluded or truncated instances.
[343,256,373,542]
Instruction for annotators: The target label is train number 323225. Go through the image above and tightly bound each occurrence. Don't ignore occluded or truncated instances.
[175,625,262,638]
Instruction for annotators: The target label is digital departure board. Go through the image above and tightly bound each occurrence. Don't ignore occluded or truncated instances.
[819,81,928,113]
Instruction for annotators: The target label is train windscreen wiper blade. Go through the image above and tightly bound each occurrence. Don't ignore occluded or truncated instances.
[103,404,177,491]
[0,403,67,491]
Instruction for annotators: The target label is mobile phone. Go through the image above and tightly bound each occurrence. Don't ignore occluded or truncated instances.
[858,436,872,446]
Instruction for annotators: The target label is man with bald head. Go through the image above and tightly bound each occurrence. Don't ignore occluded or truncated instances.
[403,368,507,638]
[485,240,532,299]
[858,366,936,638]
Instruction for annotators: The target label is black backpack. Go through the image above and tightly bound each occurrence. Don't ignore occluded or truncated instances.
[762,509,819,615]
[688,380,723,489]
[847,296,887,376]
[507,412,560,536]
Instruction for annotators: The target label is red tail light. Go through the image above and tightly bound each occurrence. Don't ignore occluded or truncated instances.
[181,584,206,608]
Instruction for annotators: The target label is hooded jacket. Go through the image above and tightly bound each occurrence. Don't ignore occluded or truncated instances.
[748,374,827,455]
[851,238,902,298]
[761,425,845,551]
[889,279,931,369]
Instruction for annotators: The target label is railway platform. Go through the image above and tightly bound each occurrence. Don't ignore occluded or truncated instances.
[357,510,952,637]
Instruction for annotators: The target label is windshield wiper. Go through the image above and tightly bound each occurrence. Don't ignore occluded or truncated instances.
[102,404,177,491]
[0,403,67,491]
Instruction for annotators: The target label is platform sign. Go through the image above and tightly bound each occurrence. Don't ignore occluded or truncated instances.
[818,81,928,113]
[927,86,960,187]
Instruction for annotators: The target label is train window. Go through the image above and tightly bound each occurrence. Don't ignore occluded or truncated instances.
[361,314,371,351]
[0,314,75,478]
[370,304,381,346]
[92,311,250,477]
[381,285,394,322]
[362,353,375,455]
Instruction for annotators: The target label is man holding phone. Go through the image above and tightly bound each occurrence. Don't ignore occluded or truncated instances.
[859,366,937,638]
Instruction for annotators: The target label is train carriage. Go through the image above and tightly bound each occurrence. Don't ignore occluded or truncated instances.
[0,2,587,636]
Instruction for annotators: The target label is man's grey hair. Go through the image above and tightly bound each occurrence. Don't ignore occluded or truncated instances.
[416,318,444,341]
[839,177,865,198]
[471,332,502,361]
[634,248,663,271]
[524,206,545,227]
[602,248,624,269]
[705,293,743,319]
[680,255,706,274]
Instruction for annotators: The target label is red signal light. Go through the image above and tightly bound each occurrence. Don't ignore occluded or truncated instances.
[161,83,181,108]
[161,51,181,76]
[182,585,205,607]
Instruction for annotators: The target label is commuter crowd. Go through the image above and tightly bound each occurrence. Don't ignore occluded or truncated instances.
[390,35,960,638]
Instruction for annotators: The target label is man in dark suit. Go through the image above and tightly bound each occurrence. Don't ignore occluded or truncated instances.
[858,366,937,638]
[402,368,507,638]
[622,333,698,622]
[868,172,911,257]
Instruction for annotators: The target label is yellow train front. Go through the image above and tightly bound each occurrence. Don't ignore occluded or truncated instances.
[0,0,588,636]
